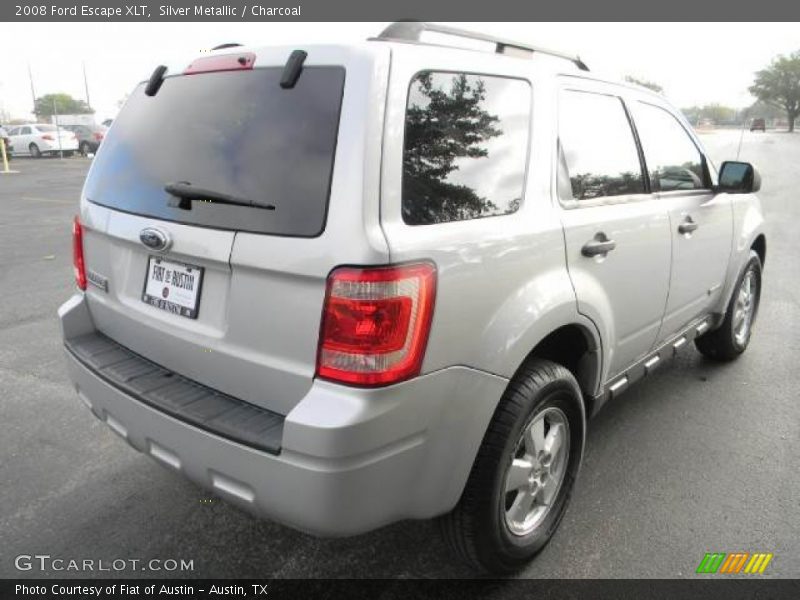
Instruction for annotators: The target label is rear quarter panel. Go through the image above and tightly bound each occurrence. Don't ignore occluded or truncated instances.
[379,46,600,391]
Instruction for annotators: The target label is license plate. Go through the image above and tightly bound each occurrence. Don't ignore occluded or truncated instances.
[142,257,204,319]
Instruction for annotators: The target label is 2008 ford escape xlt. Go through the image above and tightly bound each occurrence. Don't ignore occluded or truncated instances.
[59,23,766,573]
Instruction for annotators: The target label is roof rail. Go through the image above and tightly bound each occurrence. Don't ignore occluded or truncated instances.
[374,22,589,71]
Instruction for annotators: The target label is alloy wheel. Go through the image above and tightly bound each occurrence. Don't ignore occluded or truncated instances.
[503,406,570,536]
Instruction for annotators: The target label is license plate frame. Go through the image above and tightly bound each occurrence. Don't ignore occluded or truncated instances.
[141,256,204,319]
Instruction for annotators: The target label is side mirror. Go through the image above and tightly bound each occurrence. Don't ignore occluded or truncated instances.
[717,161,761,194]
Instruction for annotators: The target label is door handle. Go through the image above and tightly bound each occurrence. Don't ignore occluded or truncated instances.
[678,217,699,234]
[581,235,617,257]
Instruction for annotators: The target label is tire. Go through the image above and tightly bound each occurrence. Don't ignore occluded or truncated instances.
[63,151,74,158]
[439,359,585,574]
[79,142,91,156]
[29,143,41,158]
[695,250,762,361]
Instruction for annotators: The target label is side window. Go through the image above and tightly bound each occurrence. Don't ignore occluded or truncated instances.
[8,128,19,136]
[402,71,531,225]
[558,90,645,201]
[633,102,706,192]
[20,127,31,135]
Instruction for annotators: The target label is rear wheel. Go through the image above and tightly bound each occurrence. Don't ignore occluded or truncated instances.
[79,142,91,156]
[29,143,41,158]
[439,359,585,574]
[695,250,762,361]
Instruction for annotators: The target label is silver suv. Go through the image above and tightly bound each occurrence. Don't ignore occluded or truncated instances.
[59,23,766,573]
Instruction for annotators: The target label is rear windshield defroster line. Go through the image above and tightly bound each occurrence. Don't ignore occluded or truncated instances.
[85,66,345,237]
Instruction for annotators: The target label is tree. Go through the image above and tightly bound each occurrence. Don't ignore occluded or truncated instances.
[747,100,783,120]
[624,75,663,94]
[34,93,94,120]
[749,51,800,132]
[681,103,738,125]
[402,72,502,224]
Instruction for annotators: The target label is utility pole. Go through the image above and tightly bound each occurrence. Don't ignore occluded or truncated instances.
[83,61,92,109]
[53,97,64,159]
[28,64,37,118]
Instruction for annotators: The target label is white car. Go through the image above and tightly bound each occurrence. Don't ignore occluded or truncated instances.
[7,123,78,157]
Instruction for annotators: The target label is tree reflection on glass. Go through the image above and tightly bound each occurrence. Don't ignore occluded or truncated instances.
[558,90,646,202]
[402,72,526,225]
[570,171,644,200]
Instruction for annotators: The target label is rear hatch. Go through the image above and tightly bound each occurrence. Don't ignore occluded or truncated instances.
[78,45,389,415]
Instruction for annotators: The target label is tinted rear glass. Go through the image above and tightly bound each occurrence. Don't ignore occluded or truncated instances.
[558,91,645,201]
[402,71,531,225]
[85,66,345,237]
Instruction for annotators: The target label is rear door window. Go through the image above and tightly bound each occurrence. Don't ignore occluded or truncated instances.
[84,66,345,237]
[402,71,531,225]
[558,90,646,201]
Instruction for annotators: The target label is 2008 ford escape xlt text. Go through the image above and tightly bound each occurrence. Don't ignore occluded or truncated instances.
[59,22,766,573]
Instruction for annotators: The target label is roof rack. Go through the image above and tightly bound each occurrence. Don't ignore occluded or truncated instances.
[374,22,589,72]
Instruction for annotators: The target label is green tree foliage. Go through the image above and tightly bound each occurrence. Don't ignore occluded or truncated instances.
[747,100,784,120]
[681,103,738,125]
[624,75,663,94]
[402,73,502,224]
[749,51,800,132]
[34,93,94,120]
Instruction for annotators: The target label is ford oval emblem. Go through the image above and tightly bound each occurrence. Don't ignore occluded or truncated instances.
[139,228,171,252]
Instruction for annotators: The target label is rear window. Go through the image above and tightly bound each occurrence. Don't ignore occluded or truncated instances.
[85,66,345,237]
[558,90,645,201]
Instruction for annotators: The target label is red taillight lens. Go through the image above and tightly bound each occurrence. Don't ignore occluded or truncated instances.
[93,132,104,142]
[72,217,87,290]
[317,263,437,386]
[42,134,54,141]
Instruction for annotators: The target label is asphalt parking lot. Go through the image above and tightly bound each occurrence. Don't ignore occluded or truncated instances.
[1,131,798,579]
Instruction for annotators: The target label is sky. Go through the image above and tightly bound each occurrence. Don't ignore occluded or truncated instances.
[1,22,798,122]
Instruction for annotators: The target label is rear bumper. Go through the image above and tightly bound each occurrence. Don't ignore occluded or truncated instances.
[59,294,507,536]
[41,140,79,152]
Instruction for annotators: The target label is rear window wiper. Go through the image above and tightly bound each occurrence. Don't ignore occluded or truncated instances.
[164,181,275,211]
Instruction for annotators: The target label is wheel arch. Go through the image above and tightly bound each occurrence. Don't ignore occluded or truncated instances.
[751,234,766,268]
[512,322,603,414]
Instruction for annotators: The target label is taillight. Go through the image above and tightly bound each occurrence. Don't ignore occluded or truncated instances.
[93,132,104,141]
[72,216,87,290]
[317,262,437,386]
[42,134,54,141]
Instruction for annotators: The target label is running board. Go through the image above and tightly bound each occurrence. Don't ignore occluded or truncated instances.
[592,316,715,416]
